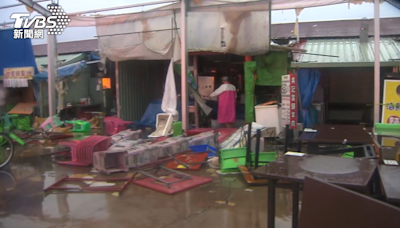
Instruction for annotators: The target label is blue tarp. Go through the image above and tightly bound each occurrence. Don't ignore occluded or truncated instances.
[297,69,321,128]
[33,61,86,82]
[89,52,101,61]
[0,29,38,75]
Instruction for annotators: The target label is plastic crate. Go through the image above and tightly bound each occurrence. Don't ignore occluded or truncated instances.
[104,116,132,135]
[93,150,129,174]
[152,138,188,157]
[190,145,217,158]
[374,123,400,137]
[65,120,91,133]
[220,148,277,173]
[188,131,215,147]
[40,115,63,131]
[220,147,247,173]
[164,136,190,153]
[12,115,31,131]
[109,139,143,150]
[111,129,142,144]
[126,145,161,168]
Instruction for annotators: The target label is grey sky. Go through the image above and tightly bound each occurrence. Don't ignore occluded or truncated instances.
[1,0,399,45]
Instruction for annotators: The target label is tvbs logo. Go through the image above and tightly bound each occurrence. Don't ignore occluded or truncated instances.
[10,4,70,39]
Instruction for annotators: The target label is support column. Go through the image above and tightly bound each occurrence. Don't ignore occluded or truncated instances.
[180,0,189,130]
[374,0,380,123]
[115,61,120,118]
[193,55,199,128]
[47,33,58,116]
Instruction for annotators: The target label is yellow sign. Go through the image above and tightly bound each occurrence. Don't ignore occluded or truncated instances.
[382,137,400,147]
[381,79,400,124]
[3,67,34,79]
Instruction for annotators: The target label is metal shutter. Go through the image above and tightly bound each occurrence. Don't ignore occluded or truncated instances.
[328,68,373,104]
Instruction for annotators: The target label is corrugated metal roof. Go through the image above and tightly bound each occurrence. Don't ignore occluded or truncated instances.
[271,17,400,39]
[33,39,98,56]
[35,53,84,71]
[291,38,400,68]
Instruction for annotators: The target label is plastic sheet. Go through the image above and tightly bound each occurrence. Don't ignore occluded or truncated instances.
[94,1,270,61]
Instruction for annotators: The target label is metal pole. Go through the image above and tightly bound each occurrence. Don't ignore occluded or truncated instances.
[193,55,199,128]
[374,0,380,124]
[0,0,49,10]
[115,61,121,118]
[180,0,189,130]
[47,34,58,116]
[68,0,178,16]
[17,0,58,116]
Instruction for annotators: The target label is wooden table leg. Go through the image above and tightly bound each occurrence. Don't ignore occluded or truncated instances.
[292,183,300,228]
[268,180,277,228]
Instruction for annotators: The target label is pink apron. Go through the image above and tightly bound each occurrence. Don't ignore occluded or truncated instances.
[210,82,236,124]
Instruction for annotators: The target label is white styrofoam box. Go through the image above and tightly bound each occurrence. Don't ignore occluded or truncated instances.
[188,132,215,146]
[109,139,143,150]
[149,113,174,137]
[126,145,161,168]
[255,105,283,135]
[152,140,181,156]
[164,136,190,153]
[111,129,142,144]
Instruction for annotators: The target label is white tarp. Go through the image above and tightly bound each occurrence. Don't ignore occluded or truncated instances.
[67,0,383,27]
[69,0,383,60]
[94,1,271,61]
[161,60,178,116]
[95,10,176,61]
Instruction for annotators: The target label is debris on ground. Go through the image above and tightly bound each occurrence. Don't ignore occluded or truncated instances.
[70,174,96,178]
[215,201,236,206]
[209,190,216,193]
[112,192,120,197]
[89,182,116,187]
[83,176,94,185]
[206,168,216,173]
[90,169,100,173]
[245,189,254,192]
[215,170,241,175]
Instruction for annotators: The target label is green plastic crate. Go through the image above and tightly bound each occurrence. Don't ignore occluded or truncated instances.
[66,120,91,133]
[220,147,277,173]
[375,123,400,137]
[250,151,277,166]
[12,115,31,131]
[340,145,354,159]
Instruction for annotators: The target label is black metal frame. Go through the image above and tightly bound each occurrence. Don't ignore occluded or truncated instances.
[313,144,378,158]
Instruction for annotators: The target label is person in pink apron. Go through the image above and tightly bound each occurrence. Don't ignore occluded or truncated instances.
[210,76,236,128]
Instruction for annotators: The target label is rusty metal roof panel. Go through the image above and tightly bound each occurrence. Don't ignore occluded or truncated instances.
[291,38,400,68]
[33,39,98,56]
[272,17,400,39]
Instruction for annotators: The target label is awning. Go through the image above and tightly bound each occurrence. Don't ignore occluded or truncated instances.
[33,61,87,82]
[0,29,38,76]
[291,38,400,68]
[35,53,84,71]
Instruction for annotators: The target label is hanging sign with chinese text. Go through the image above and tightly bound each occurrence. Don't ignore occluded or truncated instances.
[281,74,298,129]
[381,79,400,124]
[3,67,34,79]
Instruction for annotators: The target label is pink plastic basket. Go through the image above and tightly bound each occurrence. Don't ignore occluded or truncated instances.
[58,135,111,166]
[104,117,132,135]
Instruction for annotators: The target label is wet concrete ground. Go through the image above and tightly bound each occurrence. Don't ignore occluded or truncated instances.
[0,143,295,228]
